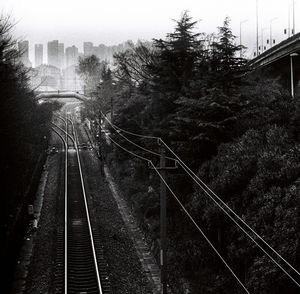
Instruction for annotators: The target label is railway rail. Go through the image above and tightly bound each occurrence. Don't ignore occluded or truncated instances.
[51,113,111,294]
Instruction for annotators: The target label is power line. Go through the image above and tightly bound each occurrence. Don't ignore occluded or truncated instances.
[102,118,300,286]
[107,133,250,293]
[107,134,151,162]
[101,112,159,140]
[102,112,176,162]
[159,139,300,286]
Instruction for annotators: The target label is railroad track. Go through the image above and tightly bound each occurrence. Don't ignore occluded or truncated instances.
[51,113,111,294]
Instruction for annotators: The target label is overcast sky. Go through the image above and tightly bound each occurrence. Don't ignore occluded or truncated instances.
[2,0,298,61]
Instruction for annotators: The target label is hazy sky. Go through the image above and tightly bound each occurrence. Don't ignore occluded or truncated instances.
[2,0,298,61]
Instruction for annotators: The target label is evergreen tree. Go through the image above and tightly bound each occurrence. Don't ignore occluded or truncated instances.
[209,16,248,94]
[151,11,204,98]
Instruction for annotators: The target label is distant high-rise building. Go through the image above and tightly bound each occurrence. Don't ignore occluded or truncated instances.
[58,42,64,69]
[47,40,59,68]
[83,42,94,56]
[65,45,79,68]
[35,44,43,67]
[18,40,32,67]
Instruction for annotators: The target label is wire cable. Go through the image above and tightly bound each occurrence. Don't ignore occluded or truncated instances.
[101,111,159,140]
[149,161,250,294]
[107,134,151,162]
[102,113,176,162]
[99,116,300,285]
[108,133,249,292]
[159,139,300,285]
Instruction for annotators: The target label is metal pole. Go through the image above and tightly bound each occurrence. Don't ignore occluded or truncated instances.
[110,96,113,124]
[270,22,272,48]
[291,55,294,98]
[256,0,259,55]
[98,112,104,175]
[261,28,267,53]
[270,18,277,48]
[289,4,291,37]
[293,0,295,35]
[160,145,167,294]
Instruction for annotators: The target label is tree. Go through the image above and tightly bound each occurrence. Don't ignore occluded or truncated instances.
[0,14,57,293]
[209,16,248,94]
[76,54,103,96]
[151,11,204,98]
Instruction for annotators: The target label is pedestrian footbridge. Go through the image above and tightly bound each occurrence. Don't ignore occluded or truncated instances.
[36,90,89,102]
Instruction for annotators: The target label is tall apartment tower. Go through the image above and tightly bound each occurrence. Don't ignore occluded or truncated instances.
[18,40,32,67]
[47,40,59,68]
[35,44,43,67]
[58,42,64,69]
[65,45,79,68]
[83,42,94,56]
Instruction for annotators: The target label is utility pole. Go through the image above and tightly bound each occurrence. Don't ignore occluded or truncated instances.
[160,145,167,294]
[98,111,104,175]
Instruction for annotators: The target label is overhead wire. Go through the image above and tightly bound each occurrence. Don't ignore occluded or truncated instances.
[101,111,159,140]
[107,134,151,162]
[101,115,300,286]
[107,130,249,293]
[159,139,300,283]
[102,112,176,162]
[149,160,250,294]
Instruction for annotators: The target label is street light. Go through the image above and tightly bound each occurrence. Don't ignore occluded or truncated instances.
[290,52,298,98]
[270,18,278,48]
[293,0,295,35]
[256,0,259,56]
[261,28,267,53]
[240,19,248,57]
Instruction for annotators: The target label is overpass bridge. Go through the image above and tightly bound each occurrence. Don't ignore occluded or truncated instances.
[248,32,300,97]
[36,90,89,102]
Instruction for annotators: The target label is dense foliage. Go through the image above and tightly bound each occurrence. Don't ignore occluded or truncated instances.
[80,12,300,293]
[0,15,60,292]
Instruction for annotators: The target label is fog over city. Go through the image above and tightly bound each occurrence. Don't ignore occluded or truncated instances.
[2,0,299,61]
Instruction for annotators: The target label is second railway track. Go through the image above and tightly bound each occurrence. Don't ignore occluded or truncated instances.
[52,113,111,294]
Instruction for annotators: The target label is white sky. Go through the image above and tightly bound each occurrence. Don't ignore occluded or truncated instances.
[1,0,299,62]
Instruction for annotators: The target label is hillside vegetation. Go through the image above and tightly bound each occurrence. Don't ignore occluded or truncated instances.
[79,12,300,293]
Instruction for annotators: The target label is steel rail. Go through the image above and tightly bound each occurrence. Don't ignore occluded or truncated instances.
[50,126,68,294]
[53,115,103,293]
[69,115,103,293]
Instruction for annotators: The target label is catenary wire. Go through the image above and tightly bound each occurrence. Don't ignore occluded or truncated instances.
[101,111,159,140]
[107,134,151,162]
[159,138,300,283]
[102,112,176,162]
[101,117,300,284]
[108,132,250,293]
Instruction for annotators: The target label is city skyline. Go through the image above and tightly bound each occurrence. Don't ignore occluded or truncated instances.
[3,0,300,62]
[23,39,132,68]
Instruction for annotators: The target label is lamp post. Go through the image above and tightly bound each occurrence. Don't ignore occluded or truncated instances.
[256,0,259,56]
[270,18,277,48]
[261,28,267,53]
[240,19,248,57]
[290,53,298,98]
[293,0,295,35]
